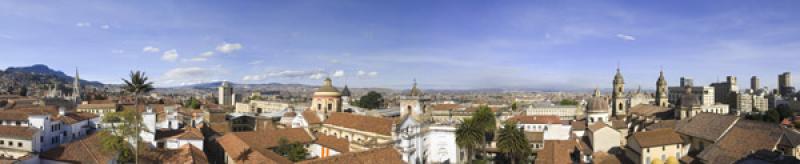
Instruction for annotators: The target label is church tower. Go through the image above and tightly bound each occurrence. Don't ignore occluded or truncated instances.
[400,79,424,117]
[612,67,626,117]
[72,68,82,103]
[655,69,669,107]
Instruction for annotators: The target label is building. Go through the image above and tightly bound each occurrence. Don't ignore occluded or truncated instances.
[311,78,342,114]
[218,81,233,106]
[40,133,116,163]
[734,89,769,114]
[297,147,404,164]
[234,100,291,114]
[674,113,739,155]
[751,76,760,91]
[76,103,118,117]
[0,125,40,159]
[627,104,672,132]
[310,134,350,158]
[216,128,314,163]
[612,67,627,117]
[710,76,738,105]
[320,112,394,152]
[626,129,685,164]
[526,105,579,120]
[394,82,461,164]
[0,105,99,159]
[696,120,784,163]
[669,77,715,106]
[779,72,794,96]
[586,89,610,125]
[587,122,621,153]
[655,70,669,107]
[507,115,561,132]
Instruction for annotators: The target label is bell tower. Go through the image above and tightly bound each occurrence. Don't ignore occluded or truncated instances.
[656,69,669,107]
[612,66,626,117]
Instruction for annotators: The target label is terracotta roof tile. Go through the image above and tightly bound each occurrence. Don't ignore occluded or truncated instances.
[698,120,783,163]
[297,147,403,164]
[0,125,37,140]
[57,112,98,124]
[631,129,684,148]
[675,113,739,141]
[77,103,117,109]
[40,133,115,163]
[217,128,313,164]
[164,144,208,164]
[315,134,350,153]
[323,112,393,136]
[534,140,577,164]
[302,110,321,124]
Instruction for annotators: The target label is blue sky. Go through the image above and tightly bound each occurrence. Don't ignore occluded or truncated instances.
[1,1,800,90]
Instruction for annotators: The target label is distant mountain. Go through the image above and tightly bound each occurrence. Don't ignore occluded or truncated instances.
[2,64,104,86]
[174,81,316,89]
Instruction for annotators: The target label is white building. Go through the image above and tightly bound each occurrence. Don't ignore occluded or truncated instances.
[218,81,233,106]
[395,82,460,164]
[0,105,99,159]
[525,105,579,120]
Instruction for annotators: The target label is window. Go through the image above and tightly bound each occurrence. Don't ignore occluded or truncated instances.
[646,148,649,153]
[17,143,21,147]
[663,146,665,151]
[8,141,12,146]
[0,140,4,144]
[317,104,322,110]
[15,121,20,126]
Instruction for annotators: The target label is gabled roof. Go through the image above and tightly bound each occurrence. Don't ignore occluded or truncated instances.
[698,120,783,164]
[323,112,393,136]
[675,113,738,141]
[57,112,98,124]
[631,129,684,148]
[164,144,208,164]
[629,104,671,117]
[41,133,115,163]
[297,147,403,164]
[534,140,577,164]
[587,122,610,132]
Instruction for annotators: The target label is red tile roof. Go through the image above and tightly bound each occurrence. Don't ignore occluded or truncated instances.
[40,133,115,163]
[302,110,321,124]
[631,129,684,148]
[297,147,403,164]
[315,135,350,153]
[0,125,37,140]
[323,112,394,136]
[507,115,561,124]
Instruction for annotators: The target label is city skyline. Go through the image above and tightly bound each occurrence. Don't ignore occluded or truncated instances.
[1,1,800,89]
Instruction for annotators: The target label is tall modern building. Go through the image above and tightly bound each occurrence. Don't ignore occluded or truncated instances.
[612,67,626,117]
[779,72,793,96]
[655,70,668,107]
[710,76,738,105]
[218,81,233,106]
[751,76,760,91]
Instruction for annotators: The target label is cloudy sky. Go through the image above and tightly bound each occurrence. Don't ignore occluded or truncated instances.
[1,1,799,89]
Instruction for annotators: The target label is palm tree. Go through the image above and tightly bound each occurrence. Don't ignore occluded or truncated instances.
[497,122,531,164]
[121,70,154,164]
[471,105,496,157]
[456,118,483,162]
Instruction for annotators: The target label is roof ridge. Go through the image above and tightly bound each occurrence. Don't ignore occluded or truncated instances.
[78,137,102,163]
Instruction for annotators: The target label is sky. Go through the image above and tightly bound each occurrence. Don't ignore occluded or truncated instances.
[1,0,799,90]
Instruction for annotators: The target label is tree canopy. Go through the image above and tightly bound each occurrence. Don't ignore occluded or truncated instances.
[274,137,309,162]
[497,122,532,164]
[357,91,384,109]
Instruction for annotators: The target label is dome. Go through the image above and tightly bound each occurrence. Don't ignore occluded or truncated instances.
[314,78,341,97]
[614,69,625,84]
[587,97,610,113]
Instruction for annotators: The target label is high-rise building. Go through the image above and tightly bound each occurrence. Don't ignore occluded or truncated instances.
[655,70,668,107]
[218,81,233,106]
[710,76,738,105]
[611,67,626,117]
[751,76,760,91]
[680,77,694,87]
[779,72,793,96]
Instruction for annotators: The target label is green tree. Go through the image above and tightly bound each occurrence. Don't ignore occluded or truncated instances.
[358,91,384,109]
[765,109,782,123]
[274,137,308,162]
[511,102,518,111]
[121,70,154,163]
[776,104,795,119]
[456,118,483,162]
[185,97,201,109]
[468,105,497,158]
[559,99,578,105]
[98,131,134,162]
[497,122,532,164]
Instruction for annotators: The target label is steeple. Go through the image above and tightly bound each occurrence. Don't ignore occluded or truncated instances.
[409,78,422,97]
[593,87,600,97]
[72,67,81,102]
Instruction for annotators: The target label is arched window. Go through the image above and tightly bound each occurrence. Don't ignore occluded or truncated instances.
[407,106,412,114]
[317,104,321,110]
[328,103,332,111]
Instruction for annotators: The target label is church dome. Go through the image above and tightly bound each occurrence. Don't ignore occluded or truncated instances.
[314,78,341,97]
[587,97,610,113]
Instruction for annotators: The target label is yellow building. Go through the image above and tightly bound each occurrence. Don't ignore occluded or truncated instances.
[626,129,685,164]
[311,78,342,114]
[319,112,394,152]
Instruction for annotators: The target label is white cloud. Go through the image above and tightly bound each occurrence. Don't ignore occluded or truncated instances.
[216,42,243,53]
[199,51,214,57]
[76,22,91,27]
[161,49,179,62]
[616,34,636,41]
[332,70,345,77]
[356,70,378,77]
[309,73,326,80]
[160,66,226,86]
[143,46,160,53]
[100,25,110,29]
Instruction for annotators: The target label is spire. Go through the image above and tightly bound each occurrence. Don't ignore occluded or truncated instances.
[409,78,422,96]
[637,85,642,94]
[73,67,81,103]
[593,87,600,97]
